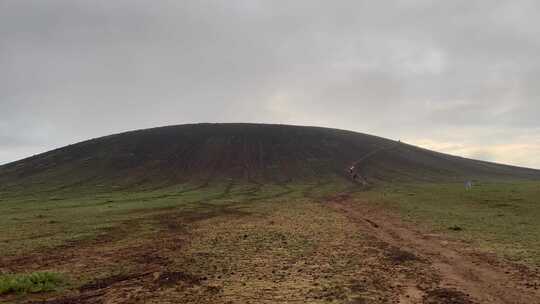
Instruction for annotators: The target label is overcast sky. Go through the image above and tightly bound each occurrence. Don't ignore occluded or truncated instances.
[1,0,539,168]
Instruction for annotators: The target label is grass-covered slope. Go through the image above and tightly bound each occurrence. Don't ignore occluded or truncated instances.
[1,123,539,193]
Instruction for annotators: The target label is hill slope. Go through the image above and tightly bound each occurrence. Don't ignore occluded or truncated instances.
[1,123,539,191]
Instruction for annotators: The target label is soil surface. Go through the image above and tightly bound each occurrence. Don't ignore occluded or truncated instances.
[328,194,540,304]
[2,194,540,303]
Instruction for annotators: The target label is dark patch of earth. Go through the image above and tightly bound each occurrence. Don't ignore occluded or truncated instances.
[423,287,475,304]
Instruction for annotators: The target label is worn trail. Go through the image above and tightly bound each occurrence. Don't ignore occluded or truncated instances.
[328,195,540,304]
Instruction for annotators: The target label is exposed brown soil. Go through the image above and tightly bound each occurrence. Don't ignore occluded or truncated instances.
[154,271,201,287]
[328,195,540,304]
[423,288,474,304]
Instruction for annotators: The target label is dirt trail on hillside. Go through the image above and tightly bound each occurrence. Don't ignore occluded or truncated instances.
[328,195,540,304]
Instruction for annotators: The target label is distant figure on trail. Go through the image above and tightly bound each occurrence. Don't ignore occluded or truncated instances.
[465,180,473,190]
[348,165,367,186]
[345,162,369,187]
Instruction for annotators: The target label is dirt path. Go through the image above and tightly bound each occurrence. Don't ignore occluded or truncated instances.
[328,195,540,304]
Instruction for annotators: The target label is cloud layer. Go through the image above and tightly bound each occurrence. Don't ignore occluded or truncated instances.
[1,0,539,168]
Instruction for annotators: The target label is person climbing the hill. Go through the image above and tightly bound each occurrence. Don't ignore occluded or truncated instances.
[349,165,358,180]
[348,163,368,186]
[348,165,361,183]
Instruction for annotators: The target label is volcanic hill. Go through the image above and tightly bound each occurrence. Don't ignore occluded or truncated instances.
[1,123,539,192]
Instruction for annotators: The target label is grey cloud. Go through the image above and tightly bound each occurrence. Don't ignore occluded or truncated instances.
[1,0,539,167]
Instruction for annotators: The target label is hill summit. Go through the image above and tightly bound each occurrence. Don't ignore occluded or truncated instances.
[1,123,539,191]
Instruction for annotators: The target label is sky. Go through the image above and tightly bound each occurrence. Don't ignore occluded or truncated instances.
[1,0,539,168]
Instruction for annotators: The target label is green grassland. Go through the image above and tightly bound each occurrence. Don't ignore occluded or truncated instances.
[1,178,379,302]
[0,272,64,295]
[0,177,351,258]
[1,177,540,301]
[3,179,539,264]
[367,181,540,264]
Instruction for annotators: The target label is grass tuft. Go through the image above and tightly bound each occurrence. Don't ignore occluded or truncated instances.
[0,272,64,295]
